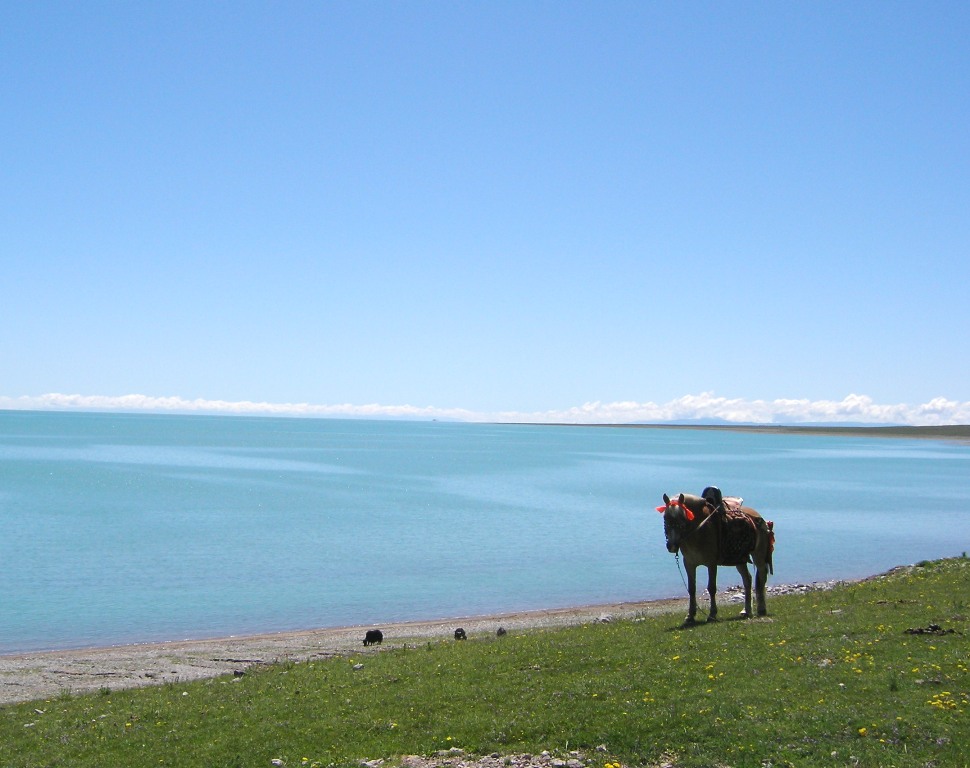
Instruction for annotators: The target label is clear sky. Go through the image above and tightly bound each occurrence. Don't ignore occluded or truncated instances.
[2,2,969,424]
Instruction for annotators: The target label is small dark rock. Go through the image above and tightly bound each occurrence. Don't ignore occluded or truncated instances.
[904,623,955,636]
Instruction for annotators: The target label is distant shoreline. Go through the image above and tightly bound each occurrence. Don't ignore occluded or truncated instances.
[558,423,970,442]
[4,410,969,441]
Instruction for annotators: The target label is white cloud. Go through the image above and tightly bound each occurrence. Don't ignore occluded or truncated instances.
[0,393,480,421]
[1,391,969,425]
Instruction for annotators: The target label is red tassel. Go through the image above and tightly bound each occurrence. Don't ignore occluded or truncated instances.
[658,500,695,521]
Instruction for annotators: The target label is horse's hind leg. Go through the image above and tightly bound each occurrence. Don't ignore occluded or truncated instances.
[736,564,753,618]
[706,566,719,622]
[754,558,769,616]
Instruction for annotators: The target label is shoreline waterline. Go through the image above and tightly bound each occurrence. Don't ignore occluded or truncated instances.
[0,579,850,706]
[4,409,969,440]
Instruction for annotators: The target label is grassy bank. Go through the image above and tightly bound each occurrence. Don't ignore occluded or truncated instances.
[2,558,968,768]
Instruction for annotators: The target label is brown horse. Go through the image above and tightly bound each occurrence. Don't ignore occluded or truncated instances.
[658,493,774,626]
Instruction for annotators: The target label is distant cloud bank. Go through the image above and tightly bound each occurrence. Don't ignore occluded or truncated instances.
[2,392,969,426]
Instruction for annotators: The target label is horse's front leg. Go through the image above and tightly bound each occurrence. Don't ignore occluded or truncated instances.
[706,565,718,622]
[736,563,753,618]
[684,564,699,626]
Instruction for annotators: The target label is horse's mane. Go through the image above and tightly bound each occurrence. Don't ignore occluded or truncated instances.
[679,493,707,512]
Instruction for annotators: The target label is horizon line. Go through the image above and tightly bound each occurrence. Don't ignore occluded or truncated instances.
[2,392,969,427]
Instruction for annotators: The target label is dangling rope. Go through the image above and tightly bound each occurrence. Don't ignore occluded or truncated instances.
[674,551,688,591]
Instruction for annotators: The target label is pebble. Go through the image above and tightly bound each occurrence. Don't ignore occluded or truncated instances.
[724,580,842,602]
[399,750,594,768]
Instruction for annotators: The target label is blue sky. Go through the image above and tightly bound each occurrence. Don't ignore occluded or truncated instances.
[2,2,968,424]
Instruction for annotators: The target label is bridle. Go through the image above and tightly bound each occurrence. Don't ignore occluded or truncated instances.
[657,496,720,548]
[657,497,707,590]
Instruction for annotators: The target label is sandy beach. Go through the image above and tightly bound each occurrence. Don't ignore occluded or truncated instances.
[580,423,970,442]
[0,597,694,706]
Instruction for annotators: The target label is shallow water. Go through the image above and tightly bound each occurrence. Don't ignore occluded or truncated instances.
[1,411,967,653]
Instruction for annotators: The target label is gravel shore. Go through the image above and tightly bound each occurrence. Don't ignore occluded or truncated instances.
[0,598,687,705]
[0,582,837,706]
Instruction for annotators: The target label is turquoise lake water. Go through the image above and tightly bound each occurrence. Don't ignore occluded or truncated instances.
[1,411,968,654]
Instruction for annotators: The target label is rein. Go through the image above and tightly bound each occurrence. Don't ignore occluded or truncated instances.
[689,502,721,537]
[674,551,689,591]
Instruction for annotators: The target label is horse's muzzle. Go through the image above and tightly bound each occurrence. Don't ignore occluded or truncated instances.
[666,541,679,554]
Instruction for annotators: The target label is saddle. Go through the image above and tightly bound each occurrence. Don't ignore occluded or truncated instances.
[702,486,756,565]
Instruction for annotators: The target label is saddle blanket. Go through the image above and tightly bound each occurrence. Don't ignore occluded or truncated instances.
[720,502,756,565]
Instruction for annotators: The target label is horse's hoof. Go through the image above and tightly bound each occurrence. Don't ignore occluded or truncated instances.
[682,617,697,628]
[757,609,768,617]
[706,615,718,623]
[739,611,751,619]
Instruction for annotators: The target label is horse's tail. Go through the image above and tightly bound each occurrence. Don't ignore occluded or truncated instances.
[750,516,775,575]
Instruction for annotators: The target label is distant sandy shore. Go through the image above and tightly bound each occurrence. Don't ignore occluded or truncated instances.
[0,598,692,706]
[578,423,970,442]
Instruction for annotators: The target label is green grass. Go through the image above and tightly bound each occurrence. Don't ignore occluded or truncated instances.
[3,557,968,768]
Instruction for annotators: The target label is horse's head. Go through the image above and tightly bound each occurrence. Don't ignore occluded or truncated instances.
[657,493,697,553]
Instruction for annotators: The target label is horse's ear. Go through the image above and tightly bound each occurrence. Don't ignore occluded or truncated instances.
[663,494,670,505]
[678,493,694,520]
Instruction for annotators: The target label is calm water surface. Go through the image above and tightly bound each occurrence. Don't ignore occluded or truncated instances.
[1,411,967,653]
